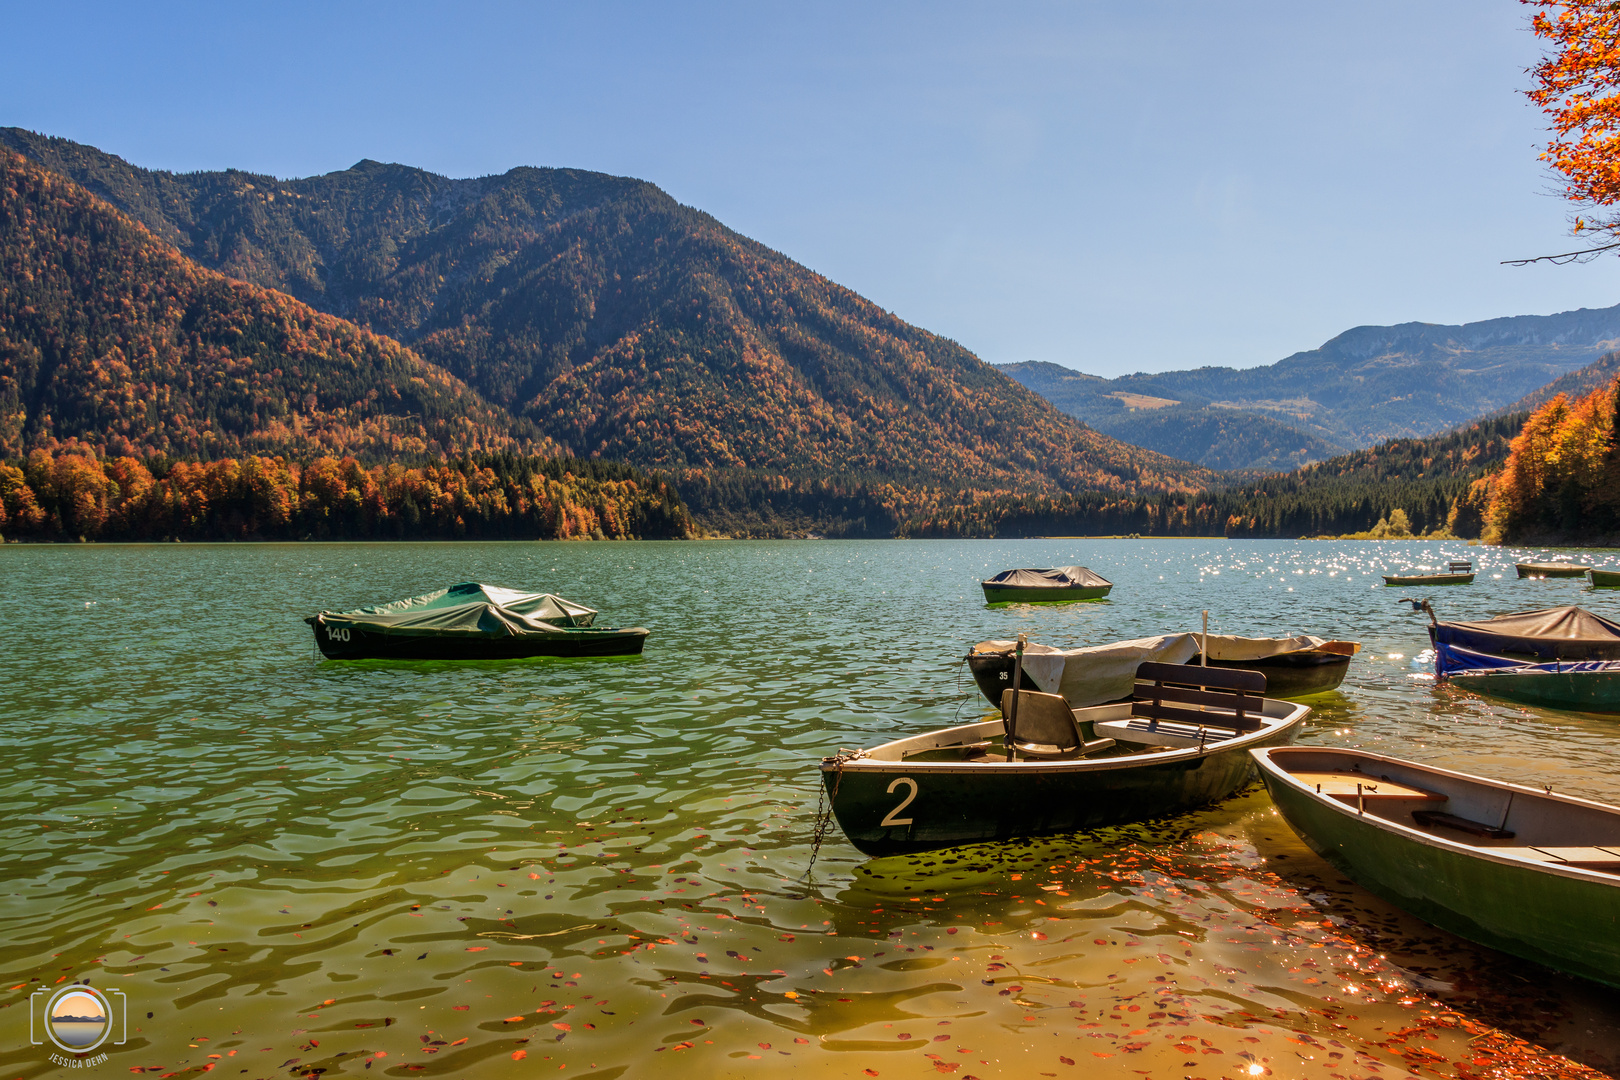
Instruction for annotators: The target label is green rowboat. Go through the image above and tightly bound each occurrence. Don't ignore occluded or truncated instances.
[1591,568,1620,587]
[1383,561,1474,587]
[1516,561,1591,578]
[821,663,1309,856]
[980,565,1112,604]
[1253,746,1620,990]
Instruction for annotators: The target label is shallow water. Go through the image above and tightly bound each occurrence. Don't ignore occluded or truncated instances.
[3,538,1619,1079]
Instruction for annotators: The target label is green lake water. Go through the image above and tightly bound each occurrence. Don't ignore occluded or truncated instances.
[3,538,1620,1079]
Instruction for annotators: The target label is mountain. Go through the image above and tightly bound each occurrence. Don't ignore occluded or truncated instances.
[0,149,541,461]
[999,307,1620,471]
[1,128,1210,500]
[997,360,1348,472]
[1499,349,1620,417]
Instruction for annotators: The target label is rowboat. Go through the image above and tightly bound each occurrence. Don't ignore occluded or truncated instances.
[1449,662,1620,712]
[1252,746,1620,990]
[967,632,1358,706]
[1591,569,1620,588]
[306,582,649,660]
[821,659,1309,856]
[1428,605,1620,669]
[1517,561,1591,578]
[980,566,1112,604]
[1383,561,1474,587]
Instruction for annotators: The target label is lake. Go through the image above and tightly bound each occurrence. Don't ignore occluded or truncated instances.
[3,537,1619,1078]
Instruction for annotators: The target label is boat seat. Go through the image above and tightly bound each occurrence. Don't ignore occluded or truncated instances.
[1000,689,1114,758]
[1130,662,1266,733]
[1493,846,1620,871]
[1294,772,1447,804]
[1411,809,1514,839]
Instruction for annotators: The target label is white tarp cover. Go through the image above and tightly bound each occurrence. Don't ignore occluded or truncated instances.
[972,632,1361,706]
[983,566,1112,589]
[1199,634,1361,660]
[972,634,1200,707]
[345,582,597,627]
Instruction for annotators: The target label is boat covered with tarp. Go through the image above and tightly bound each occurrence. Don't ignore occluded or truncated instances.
[967,632,1358,705]
[980,566,1112,603]
[306,582,649,660]
[1253,746,1620,990]
[1430,605,1620,670]
[821,660,1309,856]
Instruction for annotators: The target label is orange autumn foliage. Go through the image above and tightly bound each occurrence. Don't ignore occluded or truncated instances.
[1525,0,1620,238]
[1482,374,1620,541]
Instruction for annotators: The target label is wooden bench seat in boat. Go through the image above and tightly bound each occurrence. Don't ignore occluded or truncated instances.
[1291,772,1448,806]
[1492,846,1620,870]
[1411,809,1515,839]
[1131,661,1266,733]
[998,688,1117,758]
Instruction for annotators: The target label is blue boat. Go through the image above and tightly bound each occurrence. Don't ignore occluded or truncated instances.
[1421,604,1620,712]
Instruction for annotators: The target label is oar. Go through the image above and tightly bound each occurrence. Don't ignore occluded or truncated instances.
[1006,633,1025,762]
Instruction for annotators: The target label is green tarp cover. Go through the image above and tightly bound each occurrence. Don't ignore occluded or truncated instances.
[316,582,597,638]
[984,566,1112,589]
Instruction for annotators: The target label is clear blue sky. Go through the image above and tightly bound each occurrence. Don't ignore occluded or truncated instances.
[5,0,1617,377]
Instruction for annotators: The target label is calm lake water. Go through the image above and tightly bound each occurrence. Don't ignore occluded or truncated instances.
[4,538,1620,1079]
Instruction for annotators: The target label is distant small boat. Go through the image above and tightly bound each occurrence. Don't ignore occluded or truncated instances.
[1591,569,1620,588]
[306,582,649,660]
[980,566,1112,604]
[967,632,1358,705]
[1253,746,1620,991]
[822,660,1308,856]
[1517,561,1591,579]
[1383,561,1474,587]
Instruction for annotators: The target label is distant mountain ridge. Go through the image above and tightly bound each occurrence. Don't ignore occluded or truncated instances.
[1,127,1209,499]
[999,306,1620,471]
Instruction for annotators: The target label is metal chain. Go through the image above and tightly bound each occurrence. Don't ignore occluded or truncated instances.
[804,749,861,881]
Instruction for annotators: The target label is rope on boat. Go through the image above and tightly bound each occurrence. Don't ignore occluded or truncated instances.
[805,749,863,881]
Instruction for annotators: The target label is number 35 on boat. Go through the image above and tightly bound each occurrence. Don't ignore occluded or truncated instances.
[819,654,1309,857]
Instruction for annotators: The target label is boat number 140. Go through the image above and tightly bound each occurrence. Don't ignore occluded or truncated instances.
[881,777,917,827]
[326,626,352,642]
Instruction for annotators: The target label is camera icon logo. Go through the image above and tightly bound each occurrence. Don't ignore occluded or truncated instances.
[30,984,126,1055]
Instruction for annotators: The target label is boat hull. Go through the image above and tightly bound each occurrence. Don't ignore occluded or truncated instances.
[1254,747,1620,990]
[1591,569,1620,587]
[1383,573,1474,586]
[1195,652,1351,698]
[967,650,1347,704]
[1517,562,1590,578]
[1449,669,1620,712]
[980,583,1111,604]
[307,618,649,660]
[823,715,1304,857]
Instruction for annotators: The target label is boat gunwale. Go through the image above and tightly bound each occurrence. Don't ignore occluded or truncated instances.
[1252,746,1620,886]
[822,699,1310,776]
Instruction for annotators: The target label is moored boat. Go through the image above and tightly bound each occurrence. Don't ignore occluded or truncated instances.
[967,632,1358,705]
[1591,568,1620,588]
[306,582,649,660]
[822,660,1309,856]
[1428,604,1620,669]
[980,566,1112,604]
[1383,561,1474,587]
[1252,746,1620,990]
[1517,561,1591,578]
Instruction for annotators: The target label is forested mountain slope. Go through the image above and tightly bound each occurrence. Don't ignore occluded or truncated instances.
[1,128,1209,496]
[0,150,540,460]
[1000,307,1620,471]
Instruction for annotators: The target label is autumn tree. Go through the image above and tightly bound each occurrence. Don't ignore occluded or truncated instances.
[1521,1,1620,261]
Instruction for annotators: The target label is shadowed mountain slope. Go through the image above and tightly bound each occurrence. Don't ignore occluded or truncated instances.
[0,149,541,460]
[1,128,1209,496]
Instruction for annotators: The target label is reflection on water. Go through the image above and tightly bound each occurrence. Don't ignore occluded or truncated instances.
[2,538,1619,1077]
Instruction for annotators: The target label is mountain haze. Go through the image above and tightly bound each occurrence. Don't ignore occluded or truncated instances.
[1000,307,1620,471]
[1,128,1209,498]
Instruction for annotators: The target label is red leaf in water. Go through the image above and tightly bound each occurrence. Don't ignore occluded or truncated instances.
[504,1016,525,1023]
[552,1023,570,1032]
[466,946,488,952]
[511,1050,527,1061]
[864,1072,878,1077]
[1059,1057,1074,1066]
